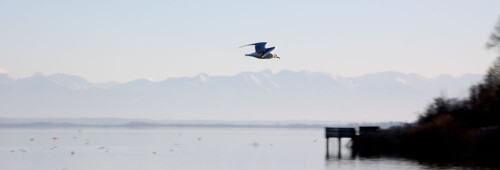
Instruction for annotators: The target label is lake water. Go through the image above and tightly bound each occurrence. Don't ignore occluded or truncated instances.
[0,128,482,170]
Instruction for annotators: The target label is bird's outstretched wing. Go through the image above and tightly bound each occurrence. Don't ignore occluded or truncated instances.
[261,47,276,57]
[239,42,267,53]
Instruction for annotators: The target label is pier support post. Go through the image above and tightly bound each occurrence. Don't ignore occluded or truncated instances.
[338,137,341,151]
[338,137,342,158]
[326,138,329,157]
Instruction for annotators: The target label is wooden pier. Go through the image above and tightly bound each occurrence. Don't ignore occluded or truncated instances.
[325,126,380,157]
[359,126,380,137]
[325,127,355,157]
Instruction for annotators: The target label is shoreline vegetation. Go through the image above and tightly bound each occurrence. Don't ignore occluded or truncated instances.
[352,17,500,167]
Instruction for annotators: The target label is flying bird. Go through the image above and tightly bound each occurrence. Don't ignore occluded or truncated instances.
[240,42,280,59]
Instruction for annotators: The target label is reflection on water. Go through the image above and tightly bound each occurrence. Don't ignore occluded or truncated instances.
[0,128,497,170]
[325,140,427,170]
[325,138,500,169]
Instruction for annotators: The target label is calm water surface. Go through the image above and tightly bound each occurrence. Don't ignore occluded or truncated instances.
[0,128,475,170]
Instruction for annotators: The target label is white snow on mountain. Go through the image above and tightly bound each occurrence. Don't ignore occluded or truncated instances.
[0,70,483,122]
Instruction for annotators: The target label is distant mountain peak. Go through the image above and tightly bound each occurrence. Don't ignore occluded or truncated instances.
[195,73,209,82]
[395,77,408,85]
[0,70,484,122]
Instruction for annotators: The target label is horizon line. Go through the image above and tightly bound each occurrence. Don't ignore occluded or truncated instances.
[0,69,485,84]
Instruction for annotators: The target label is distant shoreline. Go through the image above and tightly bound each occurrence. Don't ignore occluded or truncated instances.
[0,117,404,129]
[0,122,403,129]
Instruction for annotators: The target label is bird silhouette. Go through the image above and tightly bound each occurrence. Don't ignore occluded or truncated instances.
[240,42,280,59]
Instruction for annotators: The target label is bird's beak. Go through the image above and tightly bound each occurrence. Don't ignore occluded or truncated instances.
[278,57,280,59]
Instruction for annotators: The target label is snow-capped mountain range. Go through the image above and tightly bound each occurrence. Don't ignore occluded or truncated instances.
[0,70,483,122]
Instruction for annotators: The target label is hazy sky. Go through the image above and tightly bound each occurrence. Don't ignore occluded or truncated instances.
[1,0,500,83]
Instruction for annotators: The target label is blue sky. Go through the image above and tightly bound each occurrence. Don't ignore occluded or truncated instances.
[1,0,500,82]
